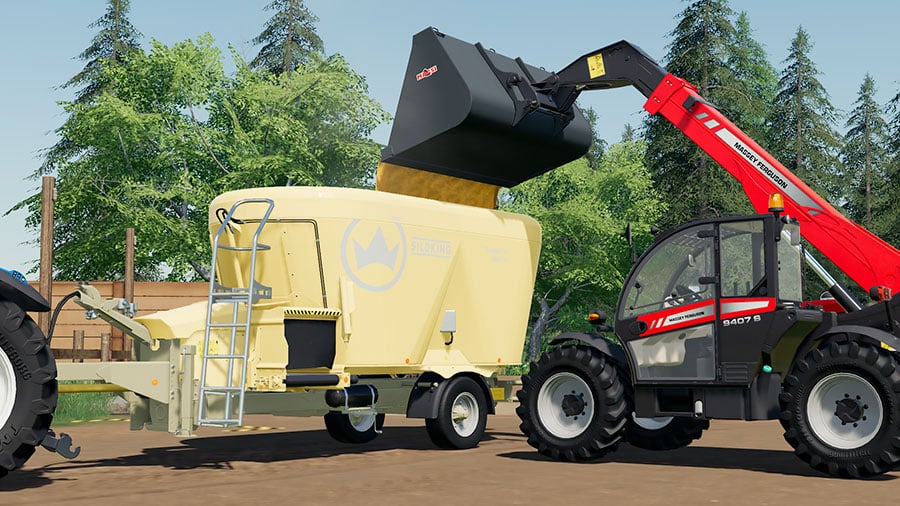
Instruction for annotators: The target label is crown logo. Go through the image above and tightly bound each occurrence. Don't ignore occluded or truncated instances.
[354,228,399,270]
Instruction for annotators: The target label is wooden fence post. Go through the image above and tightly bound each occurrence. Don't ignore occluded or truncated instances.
[73,330,84,363]
[124,228,135,355]
[101,332,111,362]
[38,176,55,336]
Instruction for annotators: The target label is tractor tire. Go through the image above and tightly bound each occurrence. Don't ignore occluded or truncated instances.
[324,411,385,444]
[0,301,57,478]
[780,340,900,478]
[424,376,487,449]
[516,345,628,461]
[626,415,709,451]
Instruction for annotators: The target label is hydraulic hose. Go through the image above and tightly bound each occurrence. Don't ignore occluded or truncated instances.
[47,291,81,342]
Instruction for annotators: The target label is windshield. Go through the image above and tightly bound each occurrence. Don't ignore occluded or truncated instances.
[619,225,715,319]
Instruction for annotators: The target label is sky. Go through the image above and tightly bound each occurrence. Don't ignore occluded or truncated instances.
[1,0,898,277]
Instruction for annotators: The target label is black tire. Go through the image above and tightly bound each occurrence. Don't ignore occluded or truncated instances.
[0,301,57,478]
[626,415,708,450]
[323,411,385,444]
[780,340,900,478]
[424,376,488,449]
[516,345,628,461]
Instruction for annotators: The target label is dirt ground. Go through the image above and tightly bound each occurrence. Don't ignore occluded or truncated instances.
[1,403,897,505]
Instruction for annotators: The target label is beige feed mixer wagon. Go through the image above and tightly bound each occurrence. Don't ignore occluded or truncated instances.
[0,26,588,478]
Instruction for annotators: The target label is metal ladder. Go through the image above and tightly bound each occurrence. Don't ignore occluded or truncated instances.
[198,198,275,428]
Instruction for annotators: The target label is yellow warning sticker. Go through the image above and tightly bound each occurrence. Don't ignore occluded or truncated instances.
[588,53,606,79]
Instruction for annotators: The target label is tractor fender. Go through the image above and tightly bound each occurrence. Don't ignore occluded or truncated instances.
[0,269,49,312]
[406,371,495,419]
[549,331,629,367]
[822,324,900,352]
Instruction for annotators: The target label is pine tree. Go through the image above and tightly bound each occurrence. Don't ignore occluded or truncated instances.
[767,26,844,203]
[251,0,324,76]
[878,87,900,246]
[726,11,778,141]
[841,74,889,230]
[65,0,142,104]
[644,0,766,226]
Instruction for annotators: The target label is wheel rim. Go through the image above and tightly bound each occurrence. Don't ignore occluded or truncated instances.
[347,412,376,432]
[450,392,479,438]
[632,413,673,431]
[0,346,17,429]
[806,372,884,450]
[537,372,594,439]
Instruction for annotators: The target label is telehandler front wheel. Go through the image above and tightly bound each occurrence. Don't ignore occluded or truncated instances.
[626,414,709,451]
[516,345,628,461]
[780,340,900,478]
[0,301,57,478]
[425,376,488,449]
[324,411,385,444]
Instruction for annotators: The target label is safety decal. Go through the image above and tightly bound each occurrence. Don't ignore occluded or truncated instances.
[587,54,606,79]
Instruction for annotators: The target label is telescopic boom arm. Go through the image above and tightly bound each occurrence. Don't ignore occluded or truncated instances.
[539,41,900,294]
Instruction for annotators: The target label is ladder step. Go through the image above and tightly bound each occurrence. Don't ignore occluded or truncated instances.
[202,386,243,393]
[204,354,247,359]
[207,323,249,328]
[199,419,241,426]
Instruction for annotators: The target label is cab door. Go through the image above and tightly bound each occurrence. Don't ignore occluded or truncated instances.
[615,223,718,384]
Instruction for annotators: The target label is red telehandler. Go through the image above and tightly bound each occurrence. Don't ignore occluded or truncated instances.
[380,28,900,477]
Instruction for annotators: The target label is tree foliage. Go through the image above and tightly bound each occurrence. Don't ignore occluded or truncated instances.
[767,26,844,203]
[251,0,324,76]
[841,74,889,230]
[65,0,142,104]
[503,141,666,360]
[644,0,765,227]
[17,33,387,281]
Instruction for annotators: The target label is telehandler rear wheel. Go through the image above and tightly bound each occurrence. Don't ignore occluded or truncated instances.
[516,345,627,461]
[0,301,57,478]
[324,411,385,444]
[626,415,709,451]
[425,376,487,449]
[780,340,900,478]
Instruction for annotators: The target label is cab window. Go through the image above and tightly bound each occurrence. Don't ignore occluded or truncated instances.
[719,221,766,297]
[619,225,715,319]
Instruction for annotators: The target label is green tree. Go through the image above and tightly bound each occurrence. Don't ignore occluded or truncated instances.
[767,26,844,203]
[65,0,142,104]
[644,0,760,227]
[727,11,778,140]
[503,140,665,360]
[212,53,388,190]
[15,34,388,281]
[40,0,142,178]
[251,0,324,76]
[877,86,900,246]
[841,74,889,230]
[581,107,608,169]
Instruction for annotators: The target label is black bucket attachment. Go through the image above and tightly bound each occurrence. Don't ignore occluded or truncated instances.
[381,28,592,188]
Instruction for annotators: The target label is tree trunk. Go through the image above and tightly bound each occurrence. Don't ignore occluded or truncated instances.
[527,285,576,362]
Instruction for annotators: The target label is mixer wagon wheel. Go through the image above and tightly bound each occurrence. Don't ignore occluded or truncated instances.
[0,301,57,478]
[324,411,385,444]
[425,376,488,449]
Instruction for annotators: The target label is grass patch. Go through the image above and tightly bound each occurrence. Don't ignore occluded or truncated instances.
[53,382,116,423]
